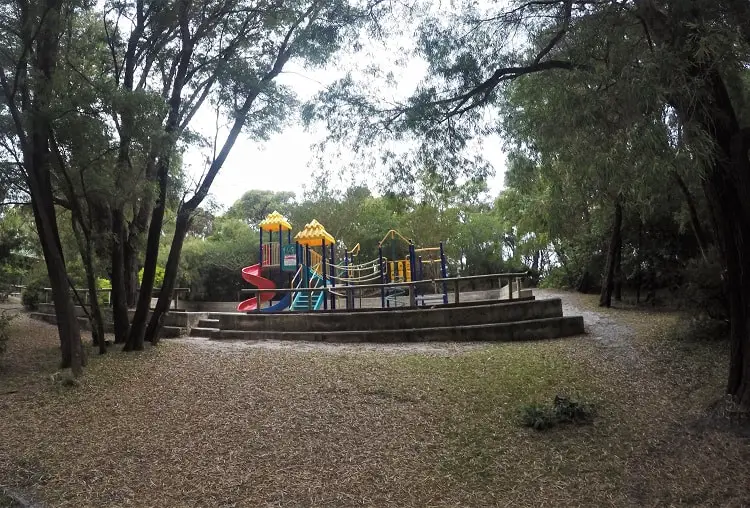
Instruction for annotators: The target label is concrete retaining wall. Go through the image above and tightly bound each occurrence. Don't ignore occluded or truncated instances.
[212,316,585,342]
[215,298,562,333]
[28,310,208,338]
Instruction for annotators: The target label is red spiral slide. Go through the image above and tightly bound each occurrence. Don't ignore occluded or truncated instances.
[236,264,276,312]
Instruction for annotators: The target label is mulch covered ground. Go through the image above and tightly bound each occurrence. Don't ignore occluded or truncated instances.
[1,296,749,507]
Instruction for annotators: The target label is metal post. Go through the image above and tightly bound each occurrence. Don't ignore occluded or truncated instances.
[417,255,424,306]
[330,243,336,310]
[378,246,385,308]
[278,224,283,288]
[305,245,311,311]
[344,249,350,310]
[454,278,460,304]
[508,277,513,300]
[439,241,448,305]
[259,227,263,267]
[322,239,328,310]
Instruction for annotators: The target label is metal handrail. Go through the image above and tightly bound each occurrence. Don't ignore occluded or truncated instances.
[240,271,529,294]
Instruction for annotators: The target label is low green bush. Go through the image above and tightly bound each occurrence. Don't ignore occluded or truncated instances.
[0,310,15,358]
[520,394,596,431]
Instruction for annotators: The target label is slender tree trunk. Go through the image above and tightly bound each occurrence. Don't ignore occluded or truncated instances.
[125,200,153,307]
[145,209,192,344]
[126,160,169,351]
[111,209,131,343]
[81,249,106,354]
[635,222,642,305]
[124,242,138,308]
[21,0,83,374]
[600,200,622,308]
[613,232,623,302]
[671,171,710,259]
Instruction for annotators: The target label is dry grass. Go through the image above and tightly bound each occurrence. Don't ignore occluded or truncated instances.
[1,301,749,507]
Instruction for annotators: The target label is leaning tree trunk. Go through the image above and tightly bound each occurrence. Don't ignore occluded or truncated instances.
[145,209,193,344]
[613,233,623,302]
[126,159,169,351]
[22,0,84,374]
[81,250,106,355]
[600,200,623,308]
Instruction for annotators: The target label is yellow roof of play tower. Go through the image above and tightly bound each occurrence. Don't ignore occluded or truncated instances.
[259,211,292,232]
[294,219,335,247]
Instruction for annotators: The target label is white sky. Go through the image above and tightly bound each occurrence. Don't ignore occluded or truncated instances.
[184,28,508,211]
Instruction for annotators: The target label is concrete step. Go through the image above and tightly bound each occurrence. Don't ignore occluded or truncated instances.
[161,326,188,338]
[190,327,220,337]
[211,316,584,343]
[197,318,219,328]
[216,298,564,333]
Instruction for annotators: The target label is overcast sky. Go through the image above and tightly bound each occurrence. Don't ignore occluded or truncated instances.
[183,26,508,212]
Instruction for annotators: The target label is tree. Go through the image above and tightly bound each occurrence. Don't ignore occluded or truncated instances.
[0,0,85,374]
[315,0,750,404]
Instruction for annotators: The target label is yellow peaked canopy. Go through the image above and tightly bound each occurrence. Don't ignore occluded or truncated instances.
[294,219,335,247]
[259,211,292,232]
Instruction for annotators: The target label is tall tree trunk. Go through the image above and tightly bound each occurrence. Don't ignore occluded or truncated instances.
[613,233,623,302]
[671,171,710,259]
[124,242,138,308]
[126,159,169,351]
[635,222,642,305]
[110,209,131,344]
[125,199,153,307]
[81,248,106,355]
[145,209,192,344]
[21,0,84,374]
[599,200,622,308]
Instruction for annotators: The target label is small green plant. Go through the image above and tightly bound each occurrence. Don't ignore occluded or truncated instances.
[520,394,597,431]
[95,277,111,306]
[21,279,46,310]
[0,311,16,358]
[138,266,165,288]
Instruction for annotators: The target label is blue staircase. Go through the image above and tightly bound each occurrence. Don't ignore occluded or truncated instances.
[290,268,326,311]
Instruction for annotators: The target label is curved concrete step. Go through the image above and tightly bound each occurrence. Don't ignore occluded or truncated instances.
[211,316,584,343]
[215,298,564,333]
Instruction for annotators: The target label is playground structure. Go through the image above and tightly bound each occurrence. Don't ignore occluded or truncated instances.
[237,212,454,312]
[27,210,585,342]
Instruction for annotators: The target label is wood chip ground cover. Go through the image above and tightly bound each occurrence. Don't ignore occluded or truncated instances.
[0,297,749,507]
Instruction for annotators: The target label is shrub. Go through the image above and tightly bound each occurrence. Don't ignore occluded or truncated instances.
[138,266,165,288]
[96,277,111,306]
[0,310,15,358]
[681,247,726,320]
[21,279,46,310]
[520,395,596,431]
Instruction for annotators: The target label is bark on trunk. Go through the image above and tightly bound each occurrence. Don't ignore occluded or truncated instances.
[110,209,131,344]
[599,200,622,308]
[145,210,192,344]
[613,233,623,302]
[81,252,106,355]
[126,159,169,351]
[20,0,84,374]
[671,171,710,259]
[635,222,643,305]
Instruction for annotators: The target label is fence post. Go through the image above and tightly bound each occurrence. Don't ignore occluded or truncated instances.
[378,246,385,309]
[454,278,460,304]
[409,283,416,307]
[439,241,448,305]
